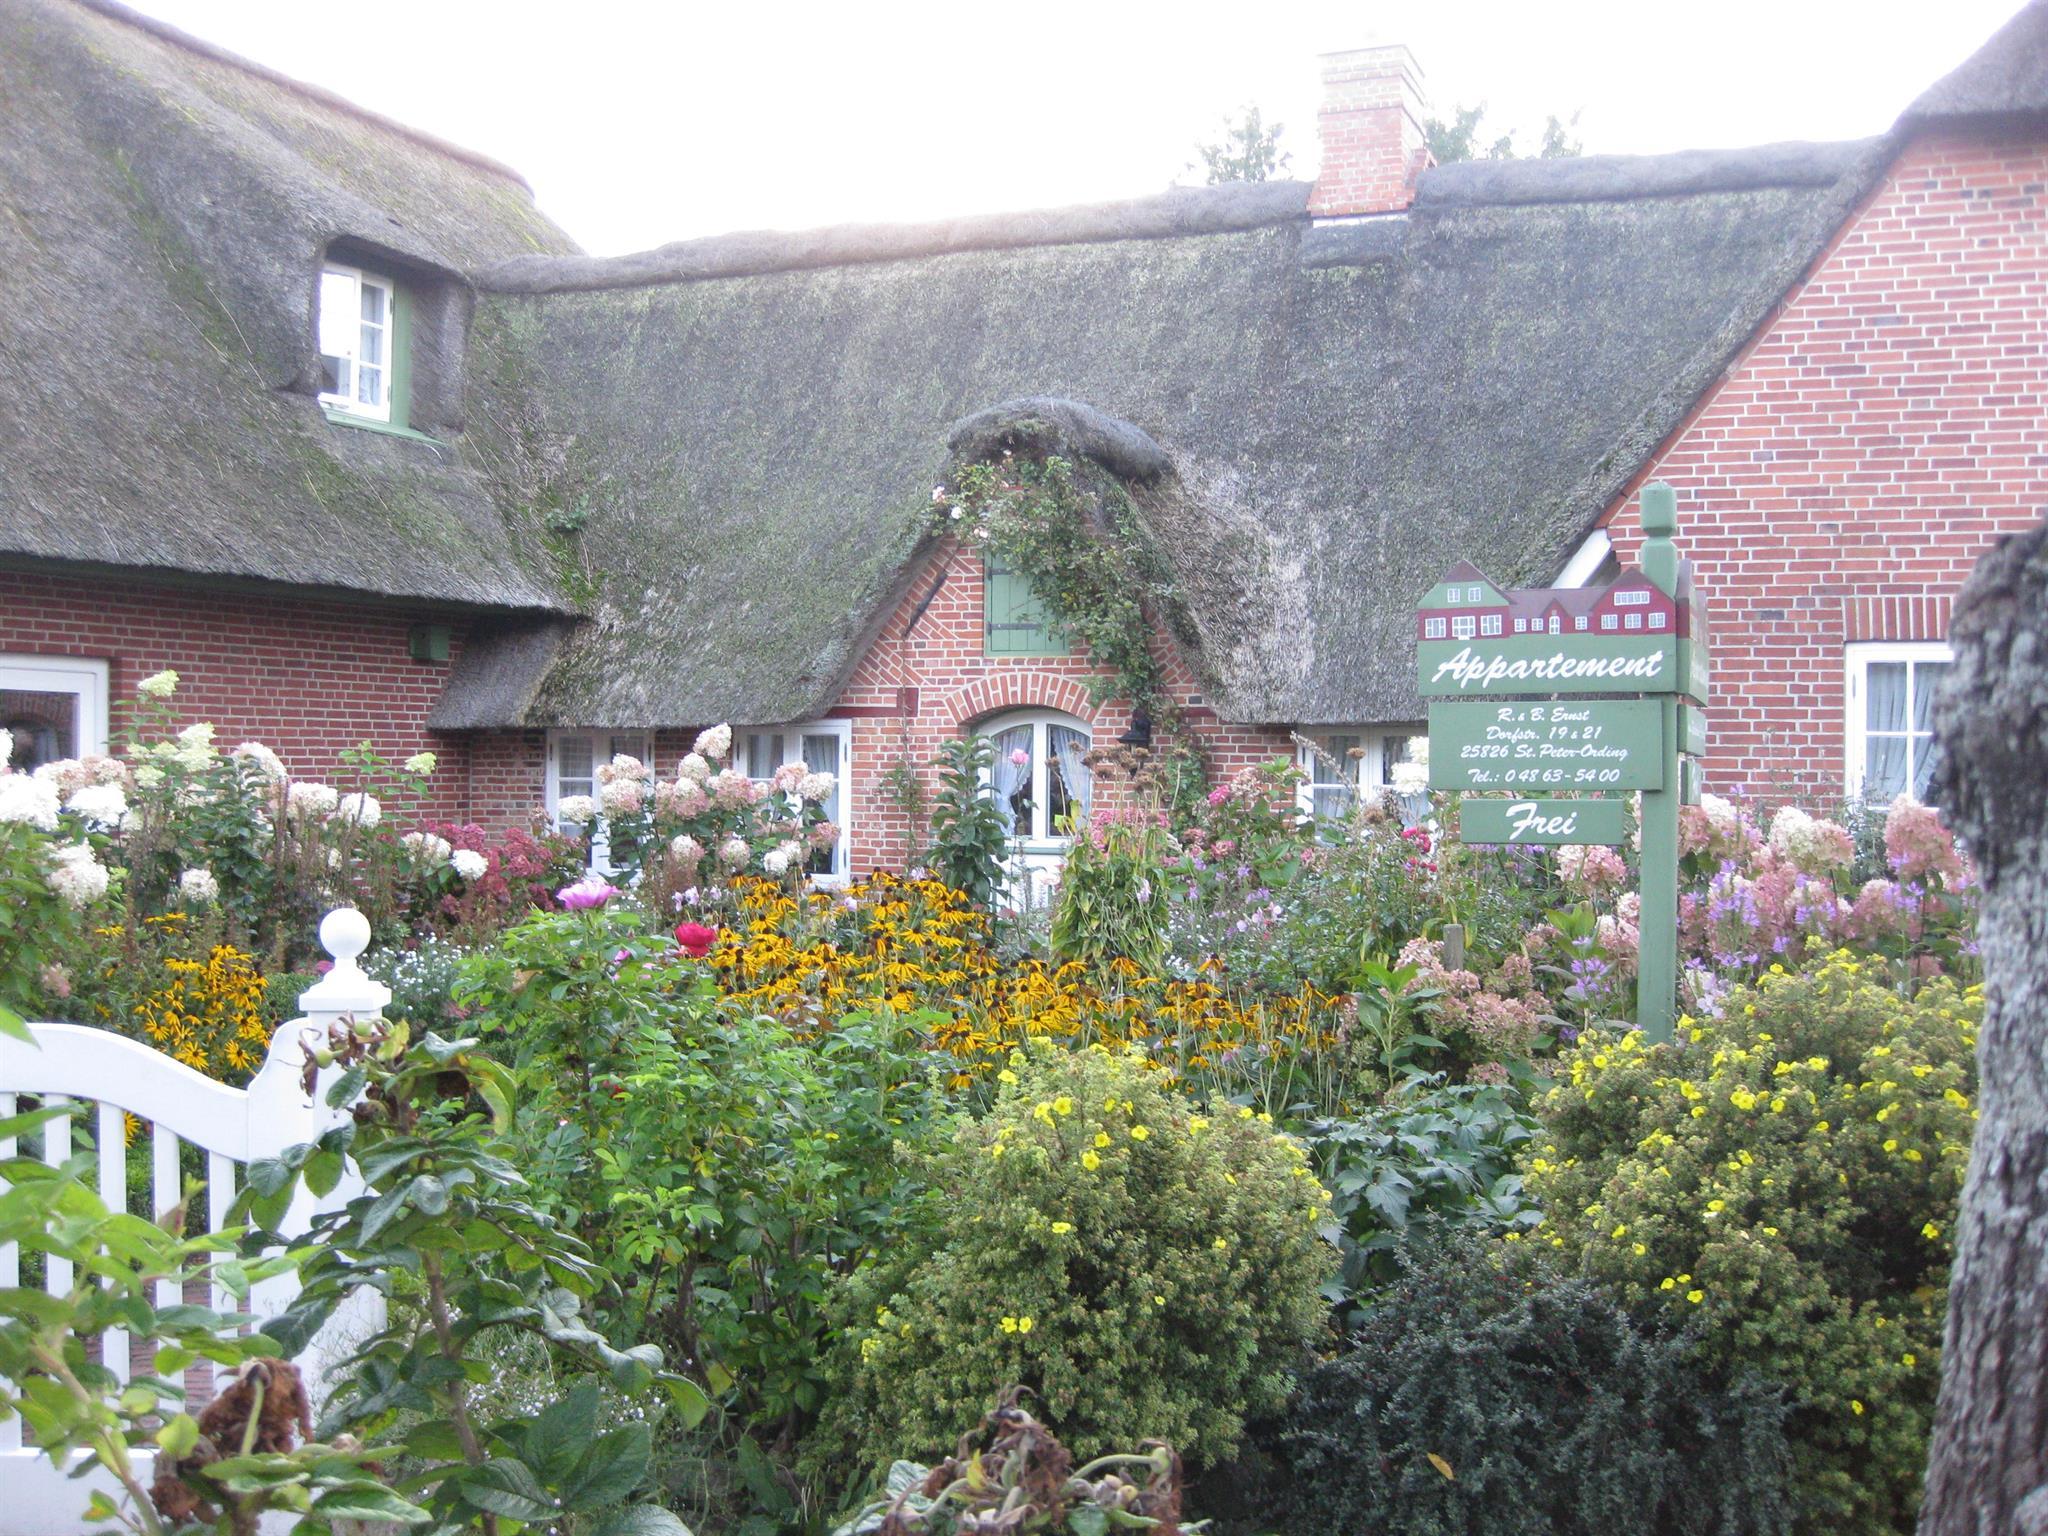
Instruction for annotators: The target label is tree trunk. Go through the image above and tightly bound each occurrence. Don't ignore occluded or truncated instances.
[1918,516,2048,1535]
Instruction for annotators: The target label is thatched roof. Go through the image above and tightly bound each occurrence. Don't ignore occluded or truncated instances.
[0,0,577,611]
[441,139,1885,727]
[13,0,2046,730]
[1907,0,2048,124]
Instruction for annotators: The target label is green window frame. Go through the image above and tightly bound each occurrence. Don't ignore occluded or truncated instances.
[984,559,1071,657]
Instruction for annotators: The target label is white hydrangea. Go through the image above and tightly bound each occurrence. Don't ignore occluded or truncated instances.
[64,784,128,827]
[677,753,711,784]
[333,792,381,828]
[556,794,598,827]
[403,752,438,776]
[232,742,288,781]
[1390,760,1430,797]
[762,847,792,877]
[694,723,733,762]
[133,764,165,791]
[669,833,704,862]
[450,849,489,881]
[46,843,109,907]
[170,723,216,773]
[717,835,750,869]
[0,773,61,831]
[285,781,339,819]
[1700,793,1740,838]
[137,669,179,700]
[1767,805,1814,860]
[599,776,645,814]
[177,867,220,905]
[402,831,454,864]
[797,771,836,803]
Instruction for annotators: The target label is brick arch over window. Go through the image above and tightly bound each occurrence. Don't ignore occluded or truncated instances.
[938,672,1100,732]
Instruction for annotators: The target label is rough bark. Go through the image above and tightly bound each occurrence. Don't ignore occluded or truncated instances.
[1919,515,2048,1535]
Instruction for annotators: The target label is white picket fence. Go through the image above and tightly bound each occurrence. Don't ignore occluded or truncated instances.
[0,909,391,1536]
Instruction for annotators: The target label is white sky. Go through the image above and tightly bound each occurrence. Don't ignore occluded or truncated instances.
[129,0,2024,255]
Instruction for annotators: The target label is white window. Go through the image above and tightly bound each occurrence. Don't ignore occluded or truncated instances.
[1624,612,1643,630]
[1614,589,1652,607]
[736,720,853,883]
[1513,618,1527,634]
[1298,732,1362,821]
[1,655,110,773]
[1547,615,1562,635]
[1600,613,1618,631]
[1451,614,1477,640]
[1424,616,1447,639]
[1480,613,1503,636]
[978,711,1092,845]
[548,730,650,874]
[1846,643,1953,802]
[1574,615,1589,631]
[1297,727,1425,819]
[318,263,394,422]
[1648,611,1668,630]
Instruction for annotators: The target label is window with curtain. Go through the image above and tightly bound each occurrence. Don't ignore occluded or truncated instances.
[978,712,1092,842]
[2,655,110,773]
[737,722,852,881]
[548,730,650,873]
[1298,733,1362,820]
[1848,644,1951,801]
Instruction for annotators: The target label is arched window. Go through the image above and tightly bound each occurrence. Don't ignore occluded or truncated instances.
[977,709,1092,845]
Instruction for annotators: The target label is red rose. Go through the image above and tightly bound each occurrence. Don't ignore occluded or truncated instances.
[674,921,718,959]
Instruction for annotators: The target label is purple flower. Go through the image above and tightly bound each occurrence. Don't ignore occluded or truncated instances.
[557,875,621,910]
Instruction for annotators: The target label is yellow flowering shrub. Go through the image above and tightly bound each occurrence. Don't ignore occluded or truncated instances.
[80,914,272,1084]
[706,874,1345,1095]
[1527,952,1979,1535]
[808,1045,1335,1483]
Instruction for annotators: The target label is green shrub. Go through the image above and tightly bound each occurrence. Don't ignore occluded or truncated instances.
[1263,1230,1795,1536]
[1526,953,1980,1534]
[1307,1074,1541,1317]
[1049,806,1172,972]
[813,1046,1334,1481]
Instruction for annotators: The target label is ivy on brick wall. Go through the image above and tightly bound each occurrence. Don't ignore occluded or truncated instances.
[936,451,1210,820]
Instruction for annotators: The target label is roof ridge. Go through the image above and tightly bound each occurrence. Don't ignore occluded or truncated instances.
[477,179,1315,295]
[68,0,538,193]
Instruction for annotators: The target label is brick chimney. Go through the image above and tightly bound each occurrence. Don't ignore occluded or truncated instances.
[1308,44,1433,217]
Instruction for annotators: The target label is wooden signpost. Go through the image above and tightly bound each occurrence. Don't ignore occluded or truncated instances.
[1417,482,1707,1041]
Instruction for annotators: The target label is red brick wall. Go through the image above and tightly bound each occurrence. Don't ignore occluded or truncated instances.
[819,540,1290,876]
[0,568,546,827]
[1598,128,2048,805]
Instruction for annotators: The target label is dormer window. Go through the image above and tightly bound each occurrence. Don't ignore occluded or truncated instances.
[318,263,394,422]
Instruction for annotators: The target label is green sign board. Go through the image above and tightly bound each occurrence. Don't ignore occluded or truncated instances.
[1418,634,1680,698]
[1428,699,1665,791]
[1461,797,1632,847]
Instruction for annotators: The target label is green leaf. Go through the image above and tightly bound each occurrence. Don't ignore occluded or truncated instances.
[155,1414,200,1458]
[304,1149,345,1198]
[0,1001,29,1043]
[313,1485,437,1524]
[1068,1507,1109,1536]
[458,1458,557,1522]
[408,1173,450,1216]
[564,1424,651,1508]
[587,1505,695,1536]
[326,1063,368,1109]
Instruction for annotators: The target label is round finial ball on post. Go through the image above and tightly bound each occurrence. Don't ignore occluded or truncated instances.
[319,907,372,969]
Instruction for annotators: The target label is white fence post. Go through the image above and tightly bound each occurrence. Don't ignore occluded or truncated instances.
[251,909,390,1403]
[0,906,386,1536]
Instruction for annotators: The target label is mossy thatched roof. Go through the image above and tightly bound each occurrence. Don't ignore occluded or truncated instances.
[0,0,576,610]
[444,139,1882,727]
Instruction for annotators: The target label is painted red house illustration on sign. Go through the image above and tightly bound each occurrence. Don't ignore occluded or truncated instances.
[1415,561,1693,644]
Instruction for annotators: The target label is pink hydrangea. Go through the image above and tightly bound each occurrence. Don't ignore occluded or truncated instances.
[1556,843,1628,890]
[1885,795,1965,887]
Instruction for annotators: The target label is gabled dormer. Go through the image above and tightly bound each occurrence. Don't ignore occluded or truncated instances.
[312,239,475,442]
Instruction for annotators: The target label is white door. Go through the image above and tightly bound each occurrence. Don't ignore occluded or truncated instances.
[979,709,1092,911]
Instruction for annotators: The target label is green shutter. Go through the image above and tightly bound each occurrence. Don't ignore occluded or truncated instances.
[984,561,1070,656]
